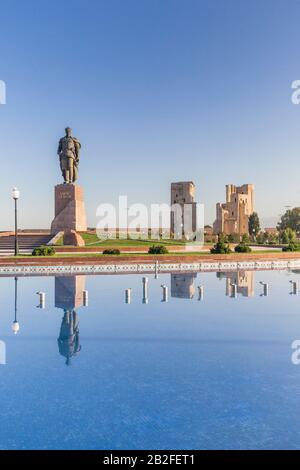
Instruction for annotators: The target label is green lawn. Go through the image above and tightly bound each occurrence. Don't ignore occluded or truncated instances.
[54,231,218,247]
[73,232,198,247]
[3,252,206,259]
[6,248,284,259]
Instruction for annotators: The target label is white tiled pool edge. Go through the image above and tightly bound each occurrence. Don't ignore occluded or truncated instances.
[1,259,300,276]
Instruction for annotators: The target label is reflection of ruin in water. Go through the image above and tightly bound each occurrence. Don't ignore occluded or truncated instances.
[55,276,86,365]
[171,274,197,299]
[171,271,254,299]
[217,271,254,297]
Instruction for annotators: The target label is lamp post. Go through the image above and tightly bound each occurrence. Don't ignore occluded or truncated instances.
[12,188,20,256]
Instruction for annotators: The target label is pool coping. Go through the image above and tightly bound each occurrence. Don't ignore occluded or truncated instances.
[0,253,300,276]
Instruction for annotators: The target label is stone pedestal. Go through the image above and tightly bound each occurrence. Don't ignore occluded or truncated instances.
[51,184,87,234]
[63,229,85,247]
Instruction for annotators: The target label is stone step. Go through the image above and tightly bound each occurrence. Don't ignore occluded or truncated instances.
[0,235,52,250]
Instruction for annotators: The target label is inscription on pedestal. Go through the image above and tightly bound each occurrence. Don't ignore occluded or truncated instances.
[51,184,87,234]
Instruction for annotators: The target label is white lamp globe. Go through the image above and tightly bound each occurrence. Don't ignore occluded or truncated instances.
[12,321,20,335]
[12,187,20,200]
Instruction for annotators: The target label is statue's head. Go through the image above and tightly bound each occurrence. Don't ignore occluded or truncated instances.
[65,127,72,136]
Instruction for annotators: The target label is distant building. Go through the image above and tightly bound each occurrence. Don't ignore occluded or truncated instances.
[170,181,197,239]
[204,225,213,236]
[264,227,278,235]
[213,184,254,235]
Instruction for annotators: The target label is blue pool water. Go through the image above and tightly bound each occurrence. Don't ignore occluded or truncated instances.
[0,269,300,450]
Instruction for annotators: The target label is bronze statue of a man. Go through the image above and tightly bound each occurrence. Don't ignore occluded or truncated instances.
[57,127,81,184]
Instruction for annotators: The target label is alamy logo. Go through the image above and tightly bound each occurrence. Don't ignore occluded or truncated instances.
[291,340,300,365]
[0,80,6,104]
[96,195,204,244]
[291,80,300,104]
[0,341,6,365]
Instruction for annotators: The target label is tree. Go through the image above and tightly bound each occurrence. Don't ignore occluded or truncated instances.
[227,233,240,243]
[256,231,275,245]
[241,233,250,244]
[262,231,269,243]
[256,232,265,244]
[218,233,229,243]
[267,232,279,244]
[277,207,300,234]
[248,212,260,238]
[281,227,297,244]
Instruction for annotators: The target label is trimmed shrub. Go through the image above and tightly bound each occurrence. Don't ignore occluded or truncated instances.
[210,240,231,254]
[102,248,120,255]
[32,245,56,256]
[148,245,169,254]
[234,243,252,253]
[282,243,300,252]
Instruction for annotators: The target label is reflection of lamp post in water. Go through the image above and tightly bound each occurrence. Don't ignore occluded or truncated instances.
[12,277,20,335]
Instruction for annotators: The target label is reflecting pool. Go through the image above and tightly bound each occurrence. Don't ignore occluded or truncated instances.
[0,269,300,449]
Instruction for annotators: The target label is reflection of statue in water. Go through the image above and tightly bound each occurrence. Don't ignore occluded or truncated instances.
[55,275,86,365]
[58,309,81,366]
[57,127,81,184]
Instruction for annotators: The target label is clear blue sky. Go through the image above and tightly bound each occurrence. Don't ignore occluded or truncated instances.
[0,0,299,229]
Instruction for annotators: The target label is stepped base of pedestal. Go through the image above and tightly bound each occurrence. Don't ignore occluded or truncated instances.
[51,184,87,234]
[63,229,85,247]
